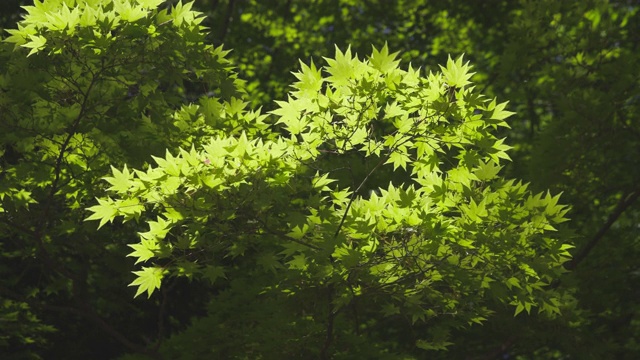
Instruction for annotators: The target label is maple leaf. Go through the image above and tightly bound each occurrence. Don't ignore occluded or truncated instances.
[103,165,132,194]
[129,266,165,298]
[127,238,160,265]
[370,42,400,74]
[85,197,118,229]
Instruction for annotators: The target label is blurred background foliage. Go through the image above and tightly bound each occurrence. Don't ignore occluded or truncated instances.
[1,0,639,358]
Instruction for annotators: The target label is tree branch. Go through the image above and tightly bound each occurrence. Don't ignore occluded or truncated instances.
[566,187,640,270]
[218,0,236,43]
[319,284,336,360]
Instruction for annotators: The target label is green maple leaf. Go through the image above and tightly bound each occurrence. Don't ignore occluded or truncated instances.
[138,216,173,241]
[384,101,403,119]
[129,266,165,298]
[505,277,522,290]
[385,151,411,171]
[151,150,181,177]
[466,198,488,223]
[85,197,118,229]
[171,1,195,26]
[489,99,515,122]
[115,1,147,22]
[226,97,248,115]
[312,172,336,191]
[325,45,355,87]
[447,167,478,189]
[474,160,503,181]
[514,301,532,316]
[22,34,47,57]
[103,165,132,194]
[331,188,353,206]
[488,138,512,163]
[271,97,305,129]
[202,265,226,284]
[485,98,515,127]
[286,254,308,270]
[138,0,165,9]
[370,42,400,74]
[439,54,475,88]
[292,59,324,96]
[10,189,37,209]
[127,238,160,265]
[402,63,421,87]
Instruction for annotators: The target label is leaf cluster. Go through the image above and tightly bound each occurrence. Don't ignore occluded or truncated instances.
[87,41,572,352]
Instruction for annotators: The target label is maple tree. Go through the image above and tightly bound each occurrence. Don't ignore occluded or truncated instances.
[0,0,243,357]
[0,0,570,358]
[199,1,640,357]
[2,0,637,359]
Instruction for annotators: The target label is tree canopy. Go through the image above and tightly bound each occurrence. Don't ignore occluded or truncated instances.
[1,0,638,359]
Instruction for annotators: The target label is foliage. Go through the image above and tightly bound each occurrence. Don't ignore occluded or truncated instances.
[504,1,640,358]
[1,0,638,358]
[0,0,242,358]
[195,0,640,358]
[87,36,571,355]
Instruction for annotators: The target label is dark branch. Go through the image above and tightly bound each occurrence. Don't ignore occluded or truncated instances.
[566,187,640,270]
[218,0,236,43]
[319,284,336,360]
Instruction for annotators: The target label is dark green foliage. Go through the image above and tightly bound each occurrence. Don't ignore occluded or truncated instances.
[0,1,241,358]
[0,0,638,359]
